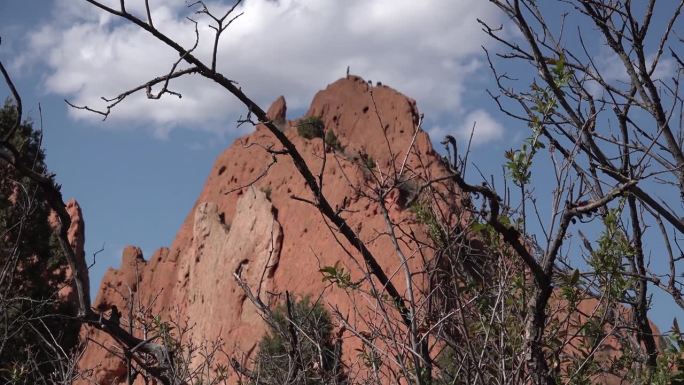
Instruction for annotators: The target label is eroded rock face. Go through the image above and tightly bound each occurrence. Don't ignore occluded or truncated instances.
[77,76,443,383]
[182,188,283,355]
[77,190,283,384]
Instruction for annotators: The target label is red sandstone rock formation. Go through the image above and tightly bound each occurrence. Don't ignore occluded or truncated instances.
[77,76,446,383]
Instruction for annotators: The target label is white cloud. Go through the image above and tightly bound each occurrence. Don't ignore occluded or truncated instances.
[20,0,504,137]
[429,109,504,147]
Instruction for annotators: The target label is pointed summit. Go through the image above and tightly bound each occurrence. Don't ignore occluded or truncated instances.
[266,95,287,129]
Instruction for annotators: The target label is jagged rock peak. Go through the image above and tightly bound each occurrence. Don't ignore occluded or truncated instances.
[266,95,287,123]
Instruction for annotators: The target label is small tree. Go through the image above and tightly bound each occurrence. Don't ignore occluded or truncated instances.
[0,100,79,384]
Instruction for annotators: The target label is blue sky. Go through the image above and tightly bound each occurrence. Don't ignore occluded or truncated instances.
[1,0,682,331]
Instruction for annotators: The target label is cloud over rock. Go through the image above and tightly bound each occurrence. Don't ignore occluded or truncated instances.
[21,0,504,143]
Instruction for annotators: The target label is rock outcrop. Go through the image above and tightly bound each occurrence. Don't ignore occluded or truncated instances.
[77,76,447,383]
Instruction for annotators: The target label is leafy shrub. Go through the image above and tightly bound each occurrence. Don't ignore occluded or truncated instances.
[253,296,344,385]
[410,200,444,246]
[297,116,325,139]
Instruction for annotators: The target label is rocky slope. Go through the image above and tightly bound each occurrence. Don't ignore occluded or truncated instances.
[76,76,449,383]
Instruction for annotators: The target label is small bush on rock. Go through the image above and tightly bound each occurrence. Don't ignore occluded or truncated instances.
[297,116,325,139]
[252,296,344,385]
